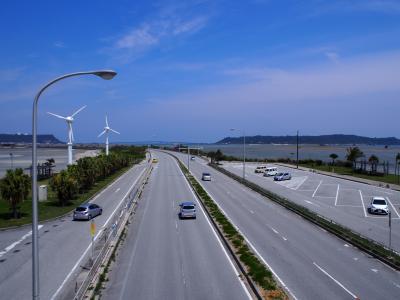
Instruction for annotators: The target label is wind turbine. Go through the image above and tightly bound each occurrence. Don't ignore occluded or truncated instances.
[98,116,120,155]
[47,105,87,165]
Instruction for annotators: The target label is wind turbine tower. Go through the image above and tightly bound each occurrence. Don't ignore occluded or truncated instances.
[47,105,86,165]
[98,116,120,155]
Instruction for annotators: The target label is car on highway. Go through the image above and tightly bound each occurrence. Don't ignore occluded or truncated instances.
[254,165,267,173]
[152,158,158,163]
[73,203,102,220]
[274,172,291,181]
[263,166,278,177]
[202,172,211,181]
[367,196,389,215]
[179,201,196,219]
[191,156,195,160]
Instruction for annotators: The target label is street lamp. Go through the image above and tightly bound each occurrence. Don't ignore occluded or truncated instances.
[9,153,13,169]
[230,128,246,181]
[31,70,117,300]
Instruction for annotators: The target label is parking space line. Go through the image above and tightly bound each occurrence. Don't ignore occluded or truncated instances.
[312,180,323,198]
[334,184,340,206]
[313,262,358,299]
[297,189,314,192]
[294,176,308,190]
[336,205,363,208]
[386,197,400,218]
[314,195,335,198]
[359,190,368,217]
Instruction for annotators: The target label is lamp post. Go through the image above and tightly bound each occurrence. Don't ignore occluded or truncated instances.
[31,70,117,300]
[230,128,246,181]
[9,153,13,169]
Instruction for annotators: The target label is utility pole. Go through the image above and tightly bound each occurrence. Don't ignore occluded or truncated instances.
[389,210,392,250]
[296,130,299,169]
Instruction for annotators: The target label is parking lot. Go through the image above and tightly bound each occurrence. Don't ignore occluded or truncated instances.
[222,161,400,251]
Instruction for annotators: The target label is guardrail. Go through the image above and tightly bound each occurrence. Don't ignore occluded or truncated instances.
[55,161,153,300]
[209,163,400,271]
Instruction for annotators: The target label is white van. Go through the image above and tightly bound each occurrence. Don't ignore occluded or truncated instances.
[263,167,278,177]
[254,166,267,173]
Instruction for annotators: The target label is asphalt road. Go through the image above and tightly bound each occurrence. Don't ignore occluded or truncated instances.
[103,151,251,300]
[222,161,400,252]
[170,151,400,300]
[0,160,148,300]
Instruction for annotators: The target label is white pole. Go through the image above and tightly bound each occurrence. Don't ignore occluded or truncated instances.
[68,142,73,165]
[106,135,109,155]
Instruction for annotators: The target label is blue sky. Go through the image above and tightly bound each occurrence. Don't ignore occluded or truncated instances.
[1,0,400,143]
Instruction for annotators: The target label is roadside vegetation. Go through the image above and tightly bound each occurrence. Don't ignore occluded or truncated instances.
[0,146,146,228]
[173,154,287,299]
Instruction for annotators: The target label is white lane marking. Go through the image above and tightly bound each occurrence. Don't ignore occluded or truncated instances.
[282,237,288,241]
[386,197,400,218]
[297,189,315,192]
[353,257,359,261]
[271,227,279,234]
[50,168,146,300]
[334,184,340,206]
[115,188,121,193]
[344,244,350,248]
[304,200,320,207]
[174,159,252,300]
[359,190,368,218]
[249,210,255,214]
[0,225,44,258]
[313,262,358,299]
[336,205,363,208]
[371,268,378,273]
[294,176,308,190]
[193,177,298,300]
[312,180,323,198]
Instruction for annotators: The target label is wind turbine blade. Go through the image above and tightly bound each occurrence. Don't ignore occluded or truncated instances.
[98,130,106,138]
[47,112,67,119]
[105,115,109,127]
[71,105,87,117]
[109,128,120,134]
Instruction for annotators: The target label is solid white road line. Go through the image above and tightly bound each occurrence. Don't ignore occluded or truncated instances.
[312,180,323,198]
[359,190,368,217]
[386,197,400,218]
[335,184,340,206]
[115,188,121,193]
[313,262,358,299]
[50,168,146,300]
[0,225,44,258]
[174,159,252,300]
[192,174,298,300]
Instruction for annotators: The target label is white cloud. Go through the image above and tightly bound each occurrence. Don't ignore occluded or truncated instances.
[53,41,65,48]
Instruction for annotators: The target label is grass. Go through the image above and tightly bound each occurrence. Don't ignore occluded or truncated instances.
[0,165,133,229]
[175,157,287,299]
[296,163,400,186]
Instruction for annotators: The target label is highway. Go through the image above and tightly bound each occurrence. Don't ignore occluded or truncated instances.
[222,161,400,252]
[0,160,148,300]
[103,151,251,300]
[170,150,400,299]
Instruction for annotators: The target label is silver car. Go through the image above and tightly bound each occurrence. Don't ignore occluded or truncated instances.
[367,197,389,215]
[179,202,196,219]
[73,203,102,220]
[202,172,211,181]
[274,172,291,181]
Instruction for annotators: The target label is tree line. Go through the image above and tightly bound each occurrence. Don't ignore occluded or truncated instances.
[0,146,146,219]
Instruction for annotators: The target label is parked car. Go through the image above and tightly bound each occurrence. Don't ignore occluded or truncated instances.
[73,203,102,220]
[202,172,211,181]
[191,156,195,160]
[179,201,196,219]
[274,172,291,181]
[254,166,267,173]
[263,167,278,177]
[367,197,389,215]
[152,158,158,163]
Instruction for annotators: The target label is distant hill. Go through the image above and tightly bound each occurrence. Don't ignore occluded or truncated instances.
[216,134,400,145]
[0,134,62,144]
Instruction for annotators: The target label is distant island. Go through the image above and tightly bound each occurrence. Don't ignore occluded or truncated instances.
[0,134,62,144]
[216,134,400,145]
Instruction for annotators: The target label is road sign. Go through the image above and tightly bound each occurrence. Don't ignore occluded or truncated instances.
[90,220,96,237]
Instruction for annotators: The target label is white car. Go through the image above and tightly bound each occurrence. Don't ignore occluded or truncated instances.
[367,197,389,215]
[254,166,267,173]
[274,172,291,181]
[263,167,278,177]
[202,172,211,181]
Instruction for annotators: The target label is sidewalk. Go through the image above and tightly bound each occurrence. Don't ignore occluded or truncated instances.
[275,163,400,192]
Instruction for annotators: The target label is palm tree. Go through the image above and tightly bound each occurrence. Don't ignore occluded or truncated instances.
[49,170,78,206]
[346,147,364,169]
[0,168,30,218]
[329,153,338,165]
[368,155,379,173]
